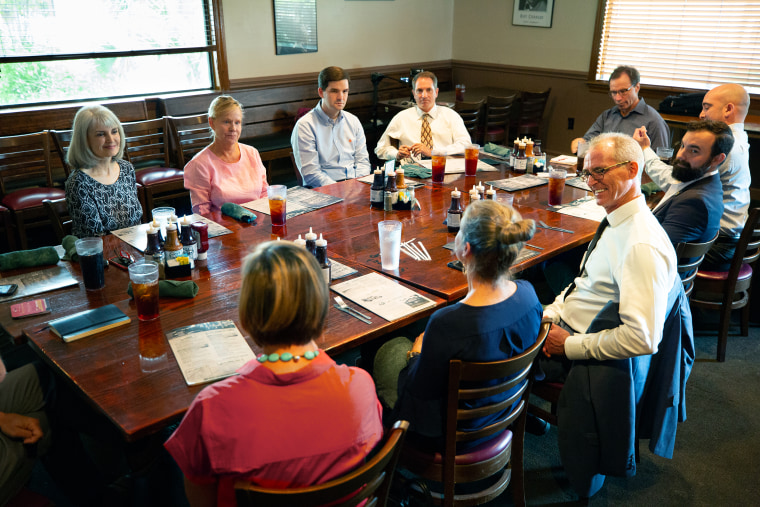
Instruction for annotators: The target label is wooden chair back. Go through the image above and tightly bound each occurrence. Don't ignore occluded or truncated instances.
[454,99,484,144]
[235,420,409,507]
[0,132,53,197]
[121,118,172,170]
[289,151,305,187]
[515,89,551,138]
[166,114,213,168]
[50,129,74,178]
[484,94,518,145]
[42,198,72,243]
[403,322,549,507]
[675,232,719,298]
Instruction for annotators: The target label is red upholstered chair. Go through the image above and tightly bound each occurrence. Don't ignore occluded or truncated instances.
[691,207,760,361]
[482,94,518,146]
[514,89,551,140]
[0,132,65,249]
[399,322,549,507]
[121,118,187,220]
[454,99,485,144]
[166,114,213,169]
[235,420,409,507]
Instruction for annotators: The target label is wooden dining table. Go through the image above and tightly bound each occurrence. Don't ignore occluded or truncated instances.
[2,158,600,442]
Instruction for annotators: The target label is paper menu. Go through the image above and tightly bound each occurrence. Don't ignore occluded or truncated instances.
[166,320,255,386]
[331,273,436,322]
[241,186,343,219]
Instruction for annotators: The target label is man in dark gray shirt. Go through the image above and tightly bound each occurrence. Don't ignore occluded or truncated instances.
[571,66,670,153]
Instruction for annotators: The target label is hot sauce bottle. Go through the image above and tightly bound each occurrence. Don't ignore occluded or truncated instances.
[447,188,463,233]
[315,234,331,284]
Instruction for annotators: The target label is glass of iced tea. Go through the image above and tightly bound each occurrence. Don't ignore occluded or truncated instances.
[269,185,287,226]
[431,149,446,183]
[129,261,160,321]
[548,167,567,206]
[464,144,480,176]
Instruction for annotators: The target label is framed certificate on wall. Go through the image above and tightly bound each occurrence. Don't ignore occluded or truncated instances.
[512,0,554,28]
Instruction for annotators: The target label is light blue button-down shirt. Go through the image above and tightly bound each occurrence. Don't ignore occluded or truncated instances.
[291,101,371,187]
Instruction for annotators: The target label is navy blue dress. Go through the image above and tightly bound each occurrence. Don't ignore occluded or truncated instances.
[392,280,543,447]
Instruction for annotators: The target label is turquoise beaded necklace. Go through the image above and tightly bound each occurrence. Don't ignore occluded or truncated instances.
[257,349,319,363]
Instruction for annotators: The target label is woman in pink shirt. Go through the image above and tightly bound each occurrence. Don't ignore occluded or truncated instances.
[183,95,269,215]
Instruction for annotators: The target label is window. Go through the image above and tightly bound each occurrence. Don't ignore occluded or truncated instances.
[591,0,760,94]
[0,0,225,107]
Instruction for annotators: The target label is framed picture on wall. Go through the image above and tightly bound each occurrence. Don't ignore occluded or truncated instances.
[512,0,554,28]
[273,0,318,55]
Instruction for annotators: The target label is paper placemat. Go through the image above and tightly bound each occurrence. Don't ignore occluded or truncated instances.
[331,272,436,322]
[486,174,548,192]
[242,186,343,219]
[550,196,606,222]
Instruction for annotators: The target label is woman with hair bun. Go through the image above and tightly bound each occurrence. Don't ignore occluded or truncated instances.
[374,200,542,447]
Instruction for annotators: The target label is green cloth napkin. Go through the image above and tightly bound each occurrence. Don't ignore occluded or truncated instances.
[484,143,511,157]
[641,181,662,197]
[127,280,199,299]
[401,163,432,179]
[0,247,59,271]
[62,235,79,262]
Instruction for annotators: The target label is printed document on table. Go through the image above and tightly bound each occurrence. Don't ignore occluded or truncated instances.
[167,320,255,386]
[0,266,78,302]
[418,158,498,173]
[111,214,231,252]
[331,272,436,321]
[486,174,547,192]
[242,186,343,219]
[550,196,606,222]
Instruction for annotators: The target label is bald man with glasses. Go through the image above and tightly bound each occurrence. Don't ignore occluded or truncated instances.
[571,65,670,153]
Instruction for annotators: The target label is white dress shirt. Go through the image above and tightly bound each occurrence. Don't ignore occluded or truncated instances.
[374,104,471,160]
[543,196,678,361]
[291,102,371,188]
[645,123,750,238]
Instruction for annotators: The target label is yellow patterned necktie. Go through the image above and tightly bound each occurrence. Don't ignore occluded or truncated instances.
[421,114,433,149]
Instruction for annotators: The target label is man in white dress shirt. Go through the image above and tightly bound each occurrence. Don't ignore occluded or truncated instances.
[646,83,751,270]
[375,71,471,161]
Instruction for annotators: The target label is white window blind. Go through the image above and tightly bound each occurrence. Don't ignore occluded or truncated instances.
[594,0,760,94]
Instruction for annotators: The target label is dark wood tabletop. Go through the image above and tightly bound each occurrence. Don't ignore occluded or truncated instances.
[4,160,601,441]
[21,255,445,441]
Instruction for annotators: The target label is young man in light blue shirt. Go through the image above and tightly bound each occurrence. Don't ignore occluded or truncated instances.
[291,66,371,187]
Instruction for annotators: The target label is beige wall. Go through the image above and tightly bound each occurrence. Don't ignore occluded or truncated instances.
[223,0,455,80]
[452,0,598,72]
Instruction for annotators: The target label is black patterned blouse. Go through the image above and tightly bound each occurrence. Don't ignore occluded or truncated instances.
[65,159,143,237]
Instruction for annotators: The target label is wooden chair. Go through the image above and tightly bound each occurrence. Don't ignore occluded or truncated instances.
[42,198,72,243]
[675,232,719,298]
[0,132,66,249]
[514,89,551,140]
[289,151,305,187]
[235,420,409,507]
[122,118,187,219]
[50,129,74,177]
[400,322,550,507]
[482,94,518,146]
[691,207,760,362]
[0,204,17,252]
[454,99,484,144]
[166,114,213,168]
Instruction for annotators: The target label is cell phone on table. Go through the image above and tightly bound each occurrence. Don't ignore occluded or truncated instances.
[447,260,464,272]
[0,284,18,297]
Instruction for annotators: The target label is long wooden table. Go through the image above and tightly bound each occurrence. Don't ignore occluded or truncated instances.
[3,162,599,441]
